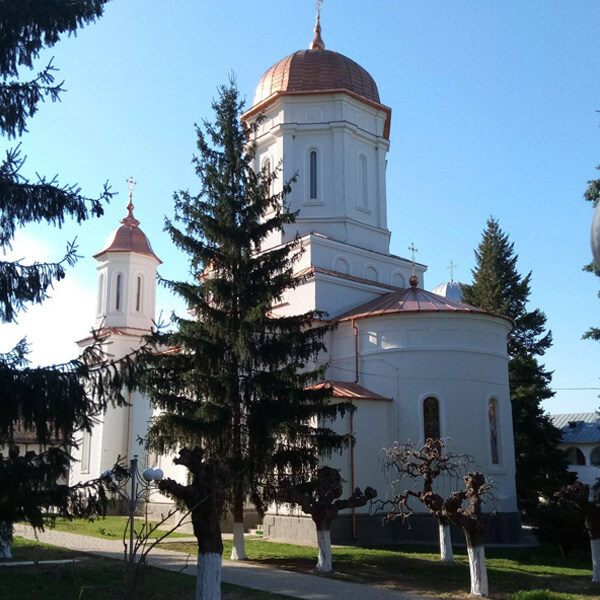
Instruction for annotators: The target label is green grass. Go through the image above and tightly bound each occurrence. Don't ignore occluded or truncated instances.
[508,592,576,600]
[2,537,297,600]
[44,516,190,540]
[166,539,598,600]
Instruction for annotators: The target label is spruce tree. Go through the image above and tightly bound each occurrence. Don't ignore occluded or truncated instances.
[141,83,351,569]
[583,164,600,361]
[462,218,571,514]
[0,0,131,558]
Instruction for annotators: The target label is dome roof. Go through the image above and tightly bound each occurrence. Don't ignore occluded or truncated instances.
[94,201,161,263]
[336,285,512,326]
[253,48,380,107]
[431,281,463,302]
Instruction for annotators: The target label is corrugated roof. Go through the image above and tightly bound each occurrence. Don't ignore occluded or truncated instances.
[550,413,600,444]
[336,285,513,325]
[306,380,391,402]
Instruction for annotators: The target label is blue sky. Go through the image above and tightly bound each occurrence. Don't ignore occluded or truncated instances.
[2,0,599,414]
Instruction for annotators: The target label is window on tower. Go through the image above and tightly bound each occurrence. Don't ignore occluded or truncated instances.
[309,150,318,200]
[265,159,272,196]
[423,397,440,441]
[135,275,143,313]
[358,154,368,209]
[115,273,123,311]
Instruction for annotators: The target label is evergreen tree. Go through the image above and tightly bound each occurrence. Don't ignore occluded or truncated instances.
[0,0,131,558]
[462,218,571,514]
[141,83,351,569]
[583,164,600,361]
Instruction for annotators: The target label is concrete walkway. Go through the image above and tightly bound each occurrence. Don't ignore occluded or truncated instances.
[14,525,424,600]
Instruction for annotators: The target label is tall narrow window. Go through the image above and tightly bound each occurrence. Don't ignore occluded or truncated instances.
[309,150,318,200]
[97,274,105,315]
[81,430,91,474]
[135,275,143,313]
[489,398,500,465]
[115,274,122,311]
[265,159,272,197]
[358,155,368,209]
[423,397,440,441]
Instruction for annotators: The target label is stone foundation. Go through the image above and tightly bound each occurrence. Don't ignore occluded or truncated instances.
[263,512,523,546]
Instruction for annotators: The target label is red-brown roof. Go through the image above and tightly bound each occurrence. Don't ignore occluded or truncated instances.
[306,380,391,402]
[336,285,513,325]
[94,203,161,263]
[254,49,381,107]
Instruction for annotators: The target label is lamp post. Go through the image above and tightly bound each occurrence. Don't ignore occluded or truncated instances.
[103,454,164,566]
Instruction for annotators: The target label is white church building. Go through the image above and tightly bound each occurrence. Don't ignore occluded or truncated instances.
[70,16,520,544]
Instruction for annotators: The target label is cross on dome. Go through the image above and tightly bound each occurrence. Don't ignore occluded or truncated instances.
[447,260,457,282]
[310,0,325,50]
[122,175,140,226]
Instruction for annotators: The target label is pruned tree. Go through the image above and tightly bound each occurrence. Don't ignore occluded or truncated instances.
[140,82,351,562]
[554,479,600,583]
[379,439,493,597]
[277,466,376,573]
[158,447,229,600]
[0,0,140,559]
[379,439,470,564]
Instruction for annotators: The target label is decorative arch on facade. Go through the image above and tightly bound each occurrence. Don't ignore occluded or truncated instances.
[488,398,500,465]
[591,446,600,466]
[422,396,441,442]
[97,273,105,316]
[391,271,405,288]
[357,153,368,210]
[364,264,379,282]
[566,446,586,466]
[333,256,351,275]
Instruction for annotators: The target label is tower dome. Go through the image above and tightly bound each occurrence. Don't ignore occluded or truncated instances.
[251,11,381,110]
[431,280,463,302]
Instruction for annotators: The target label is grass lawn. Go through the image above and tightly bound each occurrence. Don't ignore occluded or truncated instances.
[165,538,598,600]
[2,537,297,600]
[44,515,190,540]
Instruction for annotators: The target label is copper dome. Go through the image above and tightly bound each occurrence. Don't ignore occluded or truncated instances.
[253,48,380,108]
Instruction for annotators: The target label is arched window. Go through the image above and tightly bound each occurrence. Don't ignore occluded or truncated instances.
[309,150,318,200]
[358,154,368,209]
[423,397,440,441]
[81,430,91,474]
[115,273,123,311]
[264,159,272,197]
[97,274,105,315]
[566,447,586,466]
[591,446,600,466]
[135,275,143,313]
[489,398,500,465]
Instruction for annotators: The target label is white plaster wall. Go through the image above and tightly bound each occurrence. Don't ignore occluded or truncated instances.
[250,93,391,254]
[94,252,159,331]
[325,312,517,514]
[560,442,600,486]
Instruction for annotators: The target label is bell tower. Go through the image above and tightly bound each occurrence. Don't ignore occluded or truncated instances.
[92,178,161,333]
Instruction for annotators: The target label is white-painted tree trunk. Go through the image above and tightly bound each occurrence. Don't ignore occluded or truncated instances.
[196,552,222,600]
[0,522,12,560]
[439,522,454,563]
[591,538,600,583]
[467,544,489,597]
[229,522,247,561]
[316,529,333,572]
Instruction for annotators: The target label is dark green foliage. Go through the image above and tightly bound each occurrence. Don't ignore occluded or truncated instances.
[141,83,351,523]
[508,592,574,600]
[531,500,589,556]
[462,219,572,513]
[582,164,600,366]
[0,0,133,543]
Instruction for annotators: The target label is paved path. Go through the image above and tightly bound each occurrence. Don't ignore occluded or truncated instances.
[14,524,424,600]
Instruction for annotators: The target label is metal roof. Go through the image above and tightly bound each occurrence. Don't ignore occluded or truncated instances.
[550,413,600,444]
[306,381,392,402]
[336,284,513,325]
